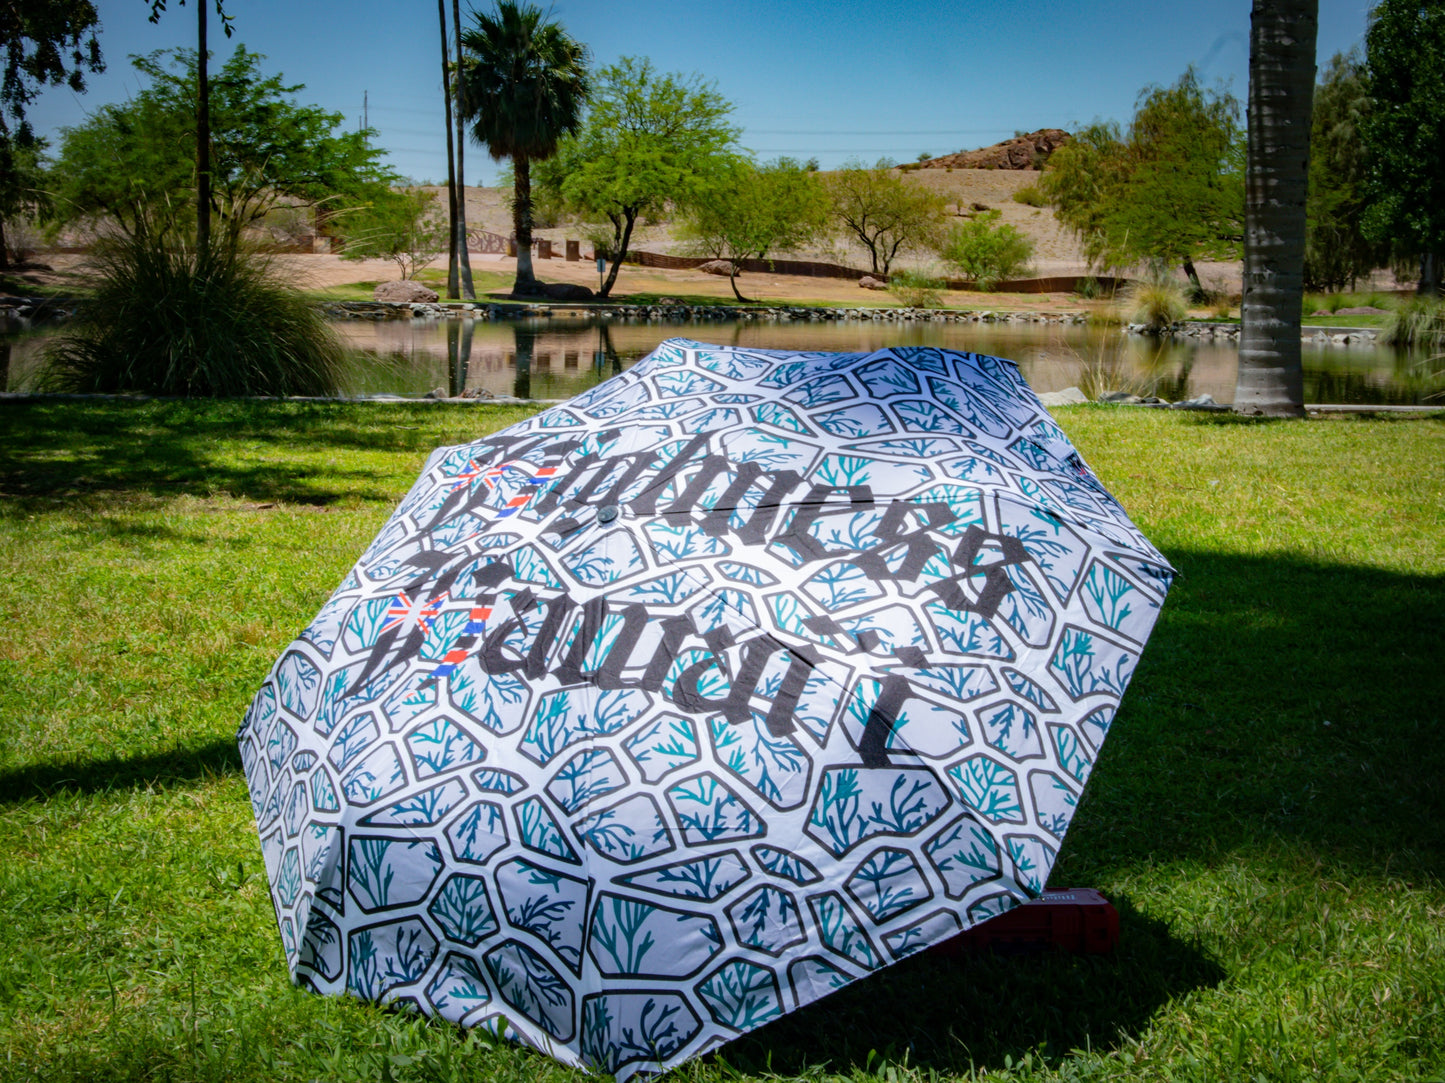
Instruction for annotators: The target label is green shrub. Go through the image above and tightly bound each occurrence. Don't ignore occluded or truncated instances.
[1123,273,1188,332]
[1075,275,1102,300]
[1381,296,1445,347]
[938,211,1034,290]
[338,188,448,280]
[41,232,346,397]
[887,269,946,308]
[1012,184,1047,207]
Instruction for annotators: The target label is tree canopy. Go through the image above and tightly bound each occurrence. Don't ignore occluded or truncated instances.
[0,0,104,265]
[458,0,589,295]
[535,56,739,298]
[1042,70,1242,291]
[1305,51,1383,291]
[821,162,948,276]
[49,47,394,240]
[1362,0,1445,294]
[681,158,830,301]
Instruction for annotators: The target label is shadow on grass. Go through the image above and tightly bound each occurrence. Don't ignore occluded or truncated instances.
[0,399,532,509]
[715,895,1220,1074]
[0,738,240,805]
[1055,548,1445,884]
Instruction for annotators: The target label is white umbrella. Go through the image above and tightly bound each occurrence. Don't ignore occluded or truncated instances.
[239,339,1173,1078]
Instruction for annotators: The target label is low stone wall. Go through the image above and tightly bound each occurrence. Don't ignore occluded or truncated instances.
[1128,320,1382,345]
[321,299,1093,325]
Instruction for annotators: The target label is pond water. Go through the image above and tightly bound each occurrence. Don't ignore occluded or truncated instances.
[4,315,1437,405]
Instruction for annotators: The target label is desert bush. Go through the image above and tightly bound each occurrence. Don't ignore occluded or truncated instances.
[887,269,946,308]
[1012,184,1047,207]
[1382,296,1445,347]
[938,211,1034,290]
[1124,272,1189,332]
[41,231,346,397]
[339,189,448,279]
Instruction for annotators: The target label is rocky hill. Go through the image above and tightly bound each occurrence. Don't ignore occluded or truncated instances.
[918,128,1071,171]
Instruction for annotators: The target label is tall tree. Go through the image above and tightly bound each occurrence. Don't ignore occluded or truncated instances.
[534,57,738,298]
[1043,70,1243,293]
[50,48,394,239]
[437,0,459,298]
[683,158,830,302]
[823,162,948,276]
[457,0,588,297]
[147,2,235,252]
[1235,0,1317,417]
[452,0,475,299]
[0,1,103,268]
[1304,51,1383,291]
[1362,0,1445,296]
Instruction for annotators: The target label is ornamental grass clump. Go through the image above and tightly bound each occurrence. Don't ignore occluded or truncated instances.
[1381,296,1445,348]
[887,269,946,308]
[1123,272,1188,333]
[41,231,346,397]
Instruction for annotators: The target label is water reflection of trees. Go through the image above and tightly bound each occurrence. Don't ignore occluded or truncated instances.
[45,313,1422,403]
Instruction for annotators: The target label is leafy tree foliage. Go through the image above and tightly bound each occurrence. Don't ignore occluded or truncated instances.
[339,188,449,279]
[1042,70,1242,292]
[50,48,393,241]
[938,210,1034,290]
[822,162,947,275]
[1305,51,1385,291]
[0,0,103,267]
[681,158,830,302]
[1363,0,1445,295]
[536,57,739,298]
[457,0,589,296]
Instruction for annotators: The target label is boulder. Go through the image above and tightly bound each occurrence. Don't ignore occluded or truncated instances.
[1037,386,1088,407]
[539,281,595,301]
[511,281,595,301]
[374,279,439,303]
[698,260,734,276]
[858,276,887,290]
[915,129,1072,171]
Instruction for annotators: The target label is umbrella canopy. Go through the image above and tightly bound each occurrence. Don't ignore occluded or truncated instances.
[239,339,1173,1078]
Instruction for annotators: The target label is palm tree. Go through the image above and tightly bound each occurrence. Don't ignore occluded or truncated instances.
[1235,0,1318,416]
[437,0,459,298]
[458,1,588,297]
[452,0,475,299]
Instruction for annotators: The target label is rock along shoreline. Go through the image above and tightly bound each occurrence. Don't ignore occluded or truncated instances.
[322,299,1383,344]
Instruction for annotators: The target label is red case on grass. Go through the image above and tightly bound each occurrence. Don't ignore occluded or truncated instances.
[931,888,1119,956]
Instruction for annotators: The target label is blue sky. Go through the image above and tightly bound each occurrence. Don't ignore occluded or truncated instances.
[32,1,1374,186]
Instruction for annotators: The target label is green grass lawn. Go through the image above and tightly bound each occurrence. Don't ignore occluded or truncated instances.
[0,402,1441,1082]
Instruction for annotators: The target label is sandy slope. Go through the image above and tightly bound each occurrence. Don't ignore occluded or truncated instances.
[29,169,1246,302]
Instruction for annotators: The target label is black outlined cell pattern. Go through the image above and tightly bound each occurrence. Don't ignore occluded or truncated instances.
[239,339,1174,1079]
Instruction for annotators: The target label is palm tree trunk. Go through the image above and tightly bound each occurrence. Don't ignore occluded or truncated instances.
[438,0,459,299]
[197,0,211,253]
[1235,0,1317,417]
[452,0,475,300]
[513,154,536,294]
